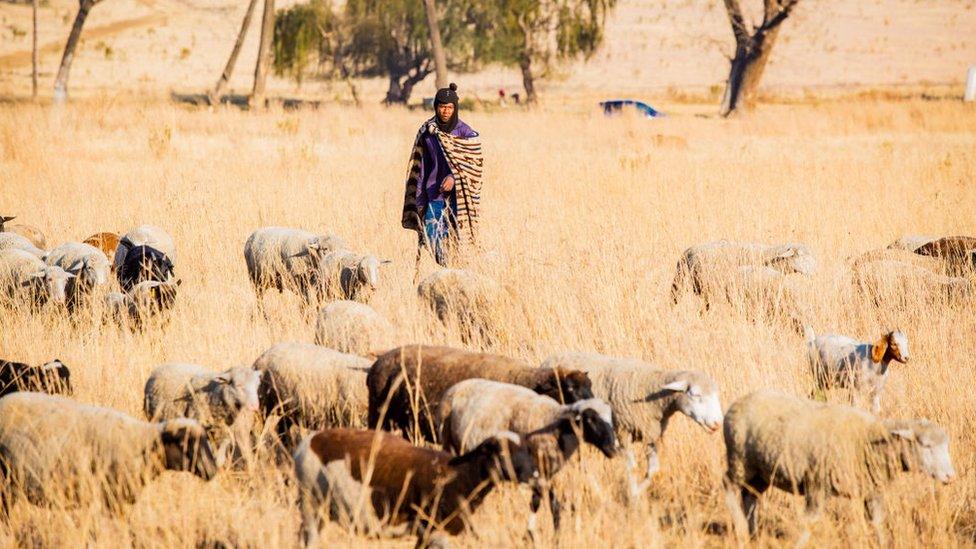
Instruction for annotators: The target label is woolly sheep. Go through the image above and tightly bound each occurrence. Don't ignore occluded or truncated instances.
[253,342,372,450]
[0,231,46,259]
[113,224,177,271]
[540,352,723,495]
[0,358,72,397]
[367,345,594,442]
[670,240,816,305]
[83,232,121,265]
[0,392,217,512]
[417,268,509,343]
[243,226,346,304]
[723,390,954,542]
[314,300,396,356]
[0,248,74,307]
[116,245,177,292]
[437,379,617,532]
[0,217,46,249]
[45,242,112,309]
[853,259,971,305]
[807,328,909,413]
[722,265,813,333]
[851,248,950,275]
[886,234,937,252]
[104,279,181,328]
[293,428,535,547]
[318,249,390,303]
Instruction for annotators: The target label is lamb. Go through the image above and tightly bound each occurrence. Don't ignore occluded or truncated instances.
[314,300,396,356]
[243,226,346,304]
[722,390,954,543]
[0,231,46,259]
[0,216,46,249]
[0,359,72,397]
[0,248,74,308]
[670,240,816,305]
[83,232,121,267]
[44,241,112,309]
[253,342,372,450]
[104,279,181,328]
[293,428,536,547]
[853,259,971,305]
[540,352,723,495]
[437,379,617,532]
[367,345,595,442]
[913,236,976,275]
[886,234,937,252]
[116,245,177,292]
[113,224,177,271]
[807,328,909,413]
[318,248,390,303]
[0,392,217,512]
[417,268,510,343]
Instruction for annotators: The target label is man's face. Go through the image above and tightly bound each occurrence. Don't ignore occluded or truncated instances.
[437,102,455,123]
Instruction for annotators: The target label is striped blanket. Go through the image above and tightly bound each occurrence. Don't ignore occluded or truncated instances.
[401,119,483,246]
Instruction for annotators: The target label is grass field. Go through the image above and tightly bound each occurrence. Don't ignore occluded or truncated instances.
[1,96,975,547]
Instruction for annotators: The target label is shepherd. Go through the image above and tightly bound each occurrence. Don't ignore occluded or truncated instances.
[401,83,483,269]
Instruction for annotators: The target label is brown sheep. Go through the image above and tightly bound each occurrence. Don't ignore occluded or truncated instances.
[913,236,976,275]
[83,232,121,269]
[293,428,536,546]
[367,345,594,442]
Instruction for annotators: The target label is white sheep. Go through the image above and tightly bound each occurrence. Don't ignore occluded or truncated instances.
[0,392,217,511]
[723,390,954,543]
[0,248,74,307]
[319,249,390,303]
[850,247,949,275]
[853,259,971,305]
[540,352,723,496]
[252,342,371,450]
[314,300,396,356]
[670,240,816,305]
[417,268,509,343]
[103,279,181,328]
[722,265,813,333]
[0,231,46,259]
[113,224,177,272]
[806,328,909,413]
[243,226,346,304]
[44,241,112,309]
[437,379,618,532]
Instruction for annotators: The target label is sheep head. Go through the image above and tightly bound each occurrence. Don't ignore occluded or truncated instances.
[659,372,723,433]
[536,368,594,404]
[449,431,537,485]
[764,243,817,276]
[24,266,75,304]
[565,398,618,458]
[40,359,73,395]
[872,330,909,364]
[211,366,263,421]
[160,418,218,480]
[883,419,954,484]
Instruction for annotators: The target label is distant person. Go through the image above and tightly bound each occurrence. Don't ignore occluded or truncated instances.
[498,88,507,106]
[401,83,483,268]
[512,92,521,105]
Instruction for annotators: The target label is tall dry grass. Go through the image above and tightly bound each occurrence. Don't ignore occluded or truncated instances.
[0,97,975,547]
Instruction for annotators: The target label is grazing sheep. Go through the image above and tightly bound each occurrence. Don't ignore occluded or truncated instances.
[243,226,346,304]
[0,392,217,512]
[367,345,594,442]
[807,329,909,413]
[0,217,46,249]
[670,240,816,305]
[116,245,176,292]
[540,352,723,495]
[0,232,46,259]
[721,265,813,333]
[913,236,976,274]
[723,390,954,542]
[314,300,396,356]
[83,232,121,266]
[319,249,390,303]
[438,379,618,532]
[0,359,72,397]
[253,342,372,450]
[417,268,510,343]
[45,242,112,309]
[113,224,177,271]
[887,234,937,252]
[0,249,74,307]
[104,280,181,328]
[853,259,971,305]
[293,428,536,546]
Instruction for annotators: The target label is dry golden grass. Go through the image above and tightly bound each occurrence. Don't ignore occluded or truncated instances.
[1,96,975,547]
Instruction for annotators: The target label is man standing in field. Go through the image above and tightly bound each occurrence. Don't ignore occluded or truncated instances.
[401,83,483,267]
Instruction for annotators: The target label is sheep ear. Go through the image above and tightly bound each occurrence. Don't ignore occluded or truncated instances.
[871,336,888,363]
[1,216,15,223]
[381,259,392,265]
[661,379,689,393]
[890,428,915,441]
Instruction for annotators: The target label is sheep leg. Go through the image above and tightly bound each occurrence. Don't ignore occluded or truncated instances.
[298,485,322,548]
[723,475,750,541]
[548,485,561,531]
[797,491,825,548]
[625,443,659,498]
[864,493,886,546]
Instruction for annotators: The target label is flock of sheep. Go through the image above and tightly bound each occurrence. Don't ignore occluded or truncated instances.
[0,216,971,546]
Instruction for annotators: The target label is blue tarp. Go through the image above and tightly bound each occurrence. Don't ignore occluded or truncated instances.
[599,100,665,118]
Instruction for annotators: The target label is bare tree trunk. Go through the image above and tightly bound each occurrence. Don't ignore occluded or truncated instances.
[250,0,275,109]
[719,0,799,117]
[519,54,536,105]
[384,75,403,104]
[31,0,38,99]
[423,0,447,90]
[53,0,96,104]
[211,0,259,105]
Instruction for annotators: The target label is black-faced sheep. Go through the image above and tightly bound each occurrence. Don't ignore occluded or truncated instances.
[0,359,72,397]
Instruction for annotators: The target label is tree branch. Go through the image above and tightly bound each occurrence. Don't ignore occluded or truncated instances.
[759,0,800,33]
[722,0,751,46]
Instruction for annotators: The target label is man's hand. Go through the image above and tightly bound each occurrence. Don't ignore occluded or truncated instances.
[441,175,455,193]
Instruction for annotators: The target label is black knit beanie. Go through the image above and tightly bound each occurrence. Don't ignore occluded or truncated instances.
[433,82,459,132]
